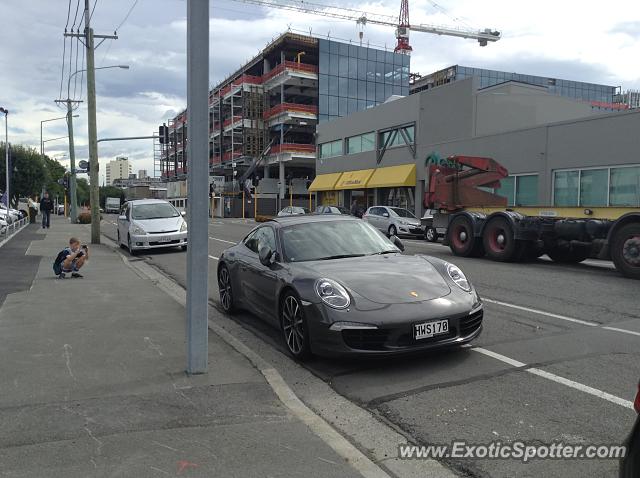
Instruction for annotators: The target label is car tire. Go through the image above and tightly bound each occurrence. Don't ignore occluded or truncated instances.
[425,226,438,242]
[280,291,312,361]
[181,245,187,251]
[388,225,397,237]
[127,234,137,256]
[217,264,236,313]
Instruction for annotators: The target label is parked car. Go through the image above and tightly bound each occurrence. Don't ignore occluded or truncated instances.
[363,206,425,237]
[277,206,311,217]
[0,216,7,234]
[422,208,442,242]
[217,215,482,359]
[620,381,640,477]
[315,205,350,215]
[0,204,20,224]
[116,199,187,254]
[57,204,65,215]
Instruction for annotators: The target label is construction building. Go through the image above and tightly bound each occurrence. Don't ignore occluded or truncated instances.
[161,31,410,199]
[105,156,132,186]
[410,65,628,111]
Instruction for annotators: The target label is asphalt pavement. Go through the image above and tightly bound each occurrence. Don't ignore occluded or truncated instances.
[101,215,640,478]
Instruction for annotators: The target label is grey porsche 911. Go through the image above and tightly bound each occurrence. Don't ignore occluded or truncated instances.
[217,215,483,360]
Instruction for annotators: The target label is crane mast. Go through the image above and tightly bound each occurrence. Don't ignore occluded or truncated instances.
[229,0,500,49]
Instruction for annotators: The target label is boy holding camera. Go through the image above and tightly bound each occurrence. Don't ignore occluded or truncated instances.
[55,237,89,279]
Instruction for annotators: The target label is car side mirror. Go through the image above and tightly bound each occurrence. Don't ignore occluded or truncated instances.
[181,211,186,217]
[382,212,389,218]
[391,235,405,252]
[118,215,126,221]
[259,245,274,266]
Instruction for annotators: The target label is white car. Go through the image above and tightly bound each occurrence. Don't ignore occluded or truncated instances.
[362,206,425,237]
[0,216,7,234]
[117,199,188,254]
[0,204,20,224]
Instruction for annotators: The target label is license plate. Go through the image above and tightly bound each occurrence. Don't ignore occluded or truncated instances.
[414,319,449,340]
[158,236,172,243]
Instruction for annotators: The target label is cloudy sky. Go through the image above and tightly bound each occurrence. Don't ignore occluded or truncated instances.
[1,0,639,184]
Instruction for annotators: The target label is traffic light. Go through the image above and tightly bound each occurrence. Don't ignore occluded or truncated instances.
[159,124,169,144]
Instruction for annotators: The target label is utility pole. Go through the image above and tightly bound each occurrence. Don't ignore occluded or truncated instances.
[65,1,118,243]
[186,0,209,374]
[55,99,82,223]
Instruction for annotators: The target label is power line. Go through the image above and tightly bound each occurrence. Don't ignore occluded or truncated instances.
[115,0,139,32]
[73,37,81,100]
[71,0,81,30]
[64,0,72,30]
[58,36,67,102]
[90,0,98,21]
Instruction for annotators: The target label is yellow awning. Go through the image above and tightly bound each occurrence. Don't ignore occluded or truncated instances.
[308,172,342,192]
[367,164,416,188]
[334,169,375,190]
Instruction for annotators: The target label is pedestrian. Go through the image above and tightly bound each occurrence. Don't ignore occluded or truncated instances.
[53,237,89,279]
[40,192,54,229]
[350,199,359,217]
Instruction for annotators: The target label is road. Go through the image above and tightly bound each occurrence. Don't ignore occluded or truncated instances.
[102,215,639,478]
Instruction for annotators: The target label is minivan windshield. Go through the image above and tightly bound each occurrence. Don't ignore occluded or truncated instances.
[132,203,180,220]
[390,207,417,219]
[280,220,399,262]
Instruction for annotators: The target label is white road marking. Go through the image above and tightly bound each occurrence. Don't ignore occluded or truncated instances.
[208,255,219,261]
[602,326,640,337]
[482,298,599,327]
[473,348,634,410]
[208,236,236,244]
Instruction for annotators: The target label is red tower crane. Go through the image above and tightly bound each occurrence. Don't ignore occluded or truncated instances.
[395,0,412,54]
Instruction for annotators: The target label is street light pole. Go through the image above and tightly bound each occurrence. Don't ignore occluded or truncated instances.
[40,116,69,157]
[1,108,8,208]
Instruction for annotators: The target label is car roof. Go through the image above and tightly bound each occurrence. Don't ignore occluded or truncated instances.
[268,214,358,226]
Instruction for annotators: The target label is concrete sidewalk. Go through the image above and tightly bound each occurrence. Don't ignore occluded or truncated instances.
[0,216,366,477]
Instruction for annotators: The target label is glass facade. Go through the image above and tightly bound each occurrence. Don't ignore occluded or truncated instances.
[554,166,640,207]
[454,65,616,103]
[318,39,410,123]
[379,124,415,148]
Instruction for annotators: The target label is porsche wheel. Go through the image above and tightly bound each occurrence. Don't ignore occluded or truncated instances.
[281,292,311,360]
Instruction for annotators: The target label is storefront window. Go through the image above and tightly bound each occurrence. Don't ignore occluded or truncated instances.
[377,187,415,210]
[554,170,579,206]
[579,169,608,206]
[610,166,640,206]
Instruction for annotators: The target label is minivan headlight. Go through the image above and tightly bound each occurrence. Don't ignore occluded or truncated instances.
[446,263,471,292]
[131,223,146,235]
[315,278,350,309]
[180,220,187,232]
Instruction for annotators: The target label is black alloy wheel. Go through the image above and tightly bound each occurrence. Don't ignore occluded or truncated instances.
[281,292,311,360]
[217,265,235,313]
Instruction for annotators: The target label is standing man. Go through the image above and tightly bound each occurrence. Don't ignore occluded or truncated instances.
[40,191,54,229]
[350,199,359,217]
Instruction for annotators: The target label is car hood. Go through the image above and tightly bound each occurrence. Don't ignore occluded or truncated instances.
[134,216,183,232]
[301,254,451,304]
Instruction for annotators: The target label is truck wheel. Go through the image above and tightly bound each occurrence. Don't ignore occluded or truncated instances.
[448,216,484,257]
[611,223,640,279]
[547,246,589,263]
[482,217,522,262]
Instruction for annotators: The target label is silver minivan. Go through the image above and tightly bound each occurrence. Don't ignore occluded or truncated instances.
[117,199,187,254]
[363,206,425,237]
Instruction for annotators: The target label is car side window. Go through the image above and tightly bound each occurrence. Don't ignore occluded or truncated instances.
[370,207,380,216]
[244,229,259,253]
[244,227,276,254]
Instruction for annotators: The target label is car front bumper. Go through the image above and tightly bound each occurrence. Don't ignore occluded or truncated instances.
[397,224,426,236]
[304,296,483,357]
[130,232,188,250]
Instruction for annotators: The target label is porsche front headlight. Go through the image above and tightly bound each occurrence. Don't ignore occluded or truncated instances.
[446,263,471,292]
[315,278,350,309]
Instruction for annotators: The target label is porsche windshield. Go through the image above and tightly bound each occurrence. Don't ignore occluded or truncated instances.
[280,220,398,262]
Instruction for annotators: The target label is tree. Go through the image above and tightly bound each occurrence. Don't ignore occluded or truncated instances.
[76,178,90,206]
[0,143,46,207]
[42,155,66,203]
[99,185,125,208]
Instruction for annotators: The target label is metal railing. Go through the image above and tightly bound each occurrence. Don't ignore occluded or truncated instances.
[0,215,29,243]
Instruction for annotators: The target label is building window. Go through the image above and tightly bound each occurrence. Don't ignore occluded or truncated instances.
[610,166,640,206]
[494,174,538,206]
[554,166,640,207]
[346,132,375,154]
[319,139,343,158]
[379,124,415,149]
